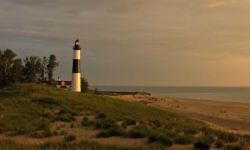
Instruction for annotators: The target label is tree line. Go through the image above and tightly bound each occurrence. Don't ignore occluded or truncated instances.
[0,49,58,87]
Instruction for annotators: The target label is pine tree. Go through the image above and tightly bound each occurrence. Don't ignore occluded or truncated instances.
[0,49,17,87]
[47,54,58,85]
[11,59,24,83]
[39,56,47,82]
[81,76,89,93]
[23,56,42,82]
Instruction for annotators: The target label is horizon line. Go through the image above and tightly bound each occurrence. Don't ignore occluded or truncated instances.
[90,85,250,88]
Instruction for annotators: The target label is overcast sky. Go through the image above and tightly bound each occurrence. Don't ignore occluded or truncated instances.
[1,0,250,86]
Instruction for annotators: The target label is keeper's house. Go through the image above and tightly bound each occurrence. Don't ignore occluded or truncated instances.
[57,80,72,90]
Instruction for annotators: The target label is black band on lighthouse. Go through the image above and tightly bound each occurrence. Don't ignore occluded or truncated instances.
[73,39,81,50]
[72,59,80,73]
[73,45,81,50]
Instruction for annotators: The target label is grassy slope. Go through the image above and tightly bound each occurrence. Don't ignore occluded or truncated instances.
[0,84,249,150]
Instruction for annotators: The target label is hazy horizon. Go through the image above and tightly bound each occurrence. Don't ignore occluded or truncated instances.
[91,85,250,88]
[1,0,250,86]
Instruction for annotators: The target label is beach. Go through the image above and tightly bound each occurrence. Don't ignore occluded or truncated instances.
[114,94,250,134]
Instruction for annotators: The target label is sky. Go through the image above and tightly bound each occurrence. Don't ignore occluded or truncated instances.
[1,0,250,86]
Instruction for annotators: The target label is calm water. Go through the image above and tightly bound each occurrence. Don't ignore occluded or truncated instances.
[91,86,250,102]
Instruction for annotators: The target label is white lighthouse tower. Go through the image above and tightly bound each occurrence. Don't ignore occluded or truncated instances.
[71,39,81,92]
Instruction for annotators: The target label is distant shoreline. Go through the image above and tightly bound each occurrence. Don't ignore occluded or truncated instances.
[92,86,250,102]
[95,90,151,96]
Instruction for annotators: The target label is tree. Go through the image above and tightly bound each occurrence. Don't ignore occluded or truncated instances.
[23,56,42,82]
[11,59,24,83]
[81,77,89,93]
[47,54,58,85]
[39,56,47,82]
[0,49,17,87]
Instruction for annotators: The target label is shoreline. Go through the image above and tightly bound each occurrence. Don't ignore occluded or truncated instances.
[113,94,250,134]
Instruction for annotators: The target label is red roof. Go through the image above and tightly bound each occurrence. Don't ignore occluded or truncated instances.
[58,81,72,86]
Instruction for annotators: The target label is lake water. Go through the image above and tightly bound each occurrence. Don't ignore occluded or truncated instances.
[91,86,250,102]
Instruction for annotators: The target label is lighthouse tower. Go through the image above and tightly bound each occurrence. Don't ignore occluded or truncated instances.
[71,39,81,92]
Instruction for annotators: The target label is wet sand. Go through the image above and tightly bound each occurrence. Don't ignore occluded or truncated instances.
[113,95,250,134]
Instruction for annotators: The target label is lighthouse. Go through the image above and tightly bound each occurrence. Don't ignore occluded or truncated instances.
[71,39,81,92]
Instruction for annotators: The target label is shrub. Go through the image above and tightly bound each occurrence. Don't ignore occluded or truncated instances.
[174,134,194,145]
[122,118,137,128]
[183,127,199,135]
[54,113,74,122]
[215,140,224,148]
[148,129,175,147]
[6,127,27,136]
[53,108,77,122]
[158,129,177,139]
[45,130,56,138]
[149,120,161,128]
[30,127,54,138]
[32,97,60,107]
[194,141,210,150]
[148,133,173,147]
[97,128,124,138]
[216,131,238,143]
[96,112,106,119]
[157,135,173,147]
[242,134,250,143]
[225,144,244,150]
[81,117,91,127]
[64,134,76,142]
[60,107,78,116]
[95,119,116,129]
[193,136,213,150]
[53,107,77,122]
[128,126,148,138]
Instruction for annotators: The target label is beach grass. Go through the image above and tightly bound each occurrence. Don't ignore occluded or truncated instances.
[0,83,249,149]
[0,140,165,150]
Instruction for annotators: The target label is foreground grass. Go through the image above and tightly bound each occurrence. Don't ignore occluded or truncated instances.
[0,83,249,150]
[0,140,165,150]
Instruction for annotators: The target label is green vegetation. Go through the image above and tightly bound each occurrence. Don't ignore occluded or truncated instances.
[97,128,124,138]
[128,126,149,138]
[0,140,165,150]
[0,84,249,150]
[148,129,176,147]
[148,133,173,147]
[64,134,76,142]
[0,49,60,87]
[225,143,245,150]
[46,55,58,85]
[216,131,239,143]
[81,117,93,127]
[215,140,224,148]
[174,134,194,145]
[95,118,117,129]
[0,49,88,90]
[193,136,214,150]
[81,76,89,93]
[122,118,137,127]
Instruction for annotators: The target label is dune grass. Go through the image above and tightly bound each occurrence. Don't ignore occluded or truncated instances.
[0,83,249,150]
[0,140,165,150]
[0,84,206,135]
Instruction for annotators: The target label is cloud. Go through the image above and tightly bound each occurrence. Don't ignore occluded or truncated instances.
[1,0,250,86]
[206,0,250,8]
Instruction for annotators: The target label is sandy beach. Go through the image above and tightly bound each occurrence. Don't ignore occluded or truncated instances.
[113,94,250,134]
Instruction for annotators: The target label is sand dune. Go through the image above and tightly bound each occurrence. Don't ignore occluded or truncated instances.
[114,95,250,134]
